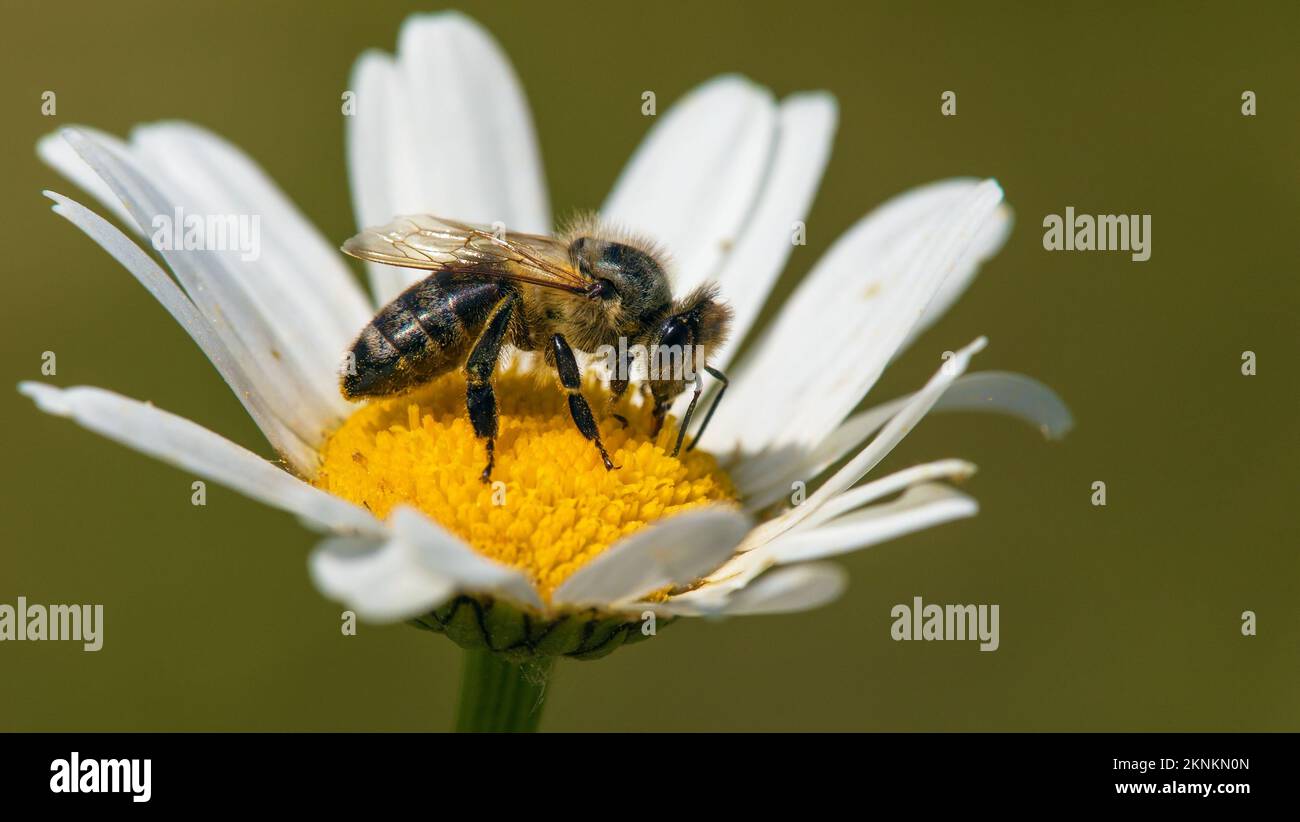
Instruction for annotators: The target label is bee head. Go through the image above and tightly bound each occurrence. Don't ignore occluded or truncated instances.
[646,284,733,443]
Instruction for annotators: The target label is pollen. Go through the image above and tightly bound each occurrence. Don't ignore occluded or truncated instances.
[313,369,737,602]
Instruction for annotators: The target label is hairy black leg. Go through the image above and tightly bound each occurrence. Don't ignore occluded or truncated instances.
[608,376,631,429]
[650,399,668,437]
[551,333,619,470]
[465,294,517,482]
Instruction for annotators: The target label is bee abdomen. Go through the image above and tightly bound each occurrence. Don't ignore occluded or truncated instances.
[342,278,506,399]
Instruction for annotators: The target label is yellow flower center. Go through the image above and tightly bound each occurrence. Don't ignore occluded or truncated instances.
[313,369,736,601]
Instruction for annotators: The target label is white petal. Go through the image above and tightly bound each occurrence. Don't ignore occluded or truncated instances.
[680,482,974,612]
[19,383,377,535]
[929,370,1074,439]
[46,115,383,455]
[550,506,752,609]
[740,336,986,549]
[763,482,977,564]
[311,534,455,622]
[129,122,373,374]
[732,395,902,508]
[396,13,550,232]
[347,49,403,232]
[346,51,413,304]
[46,127,341,447]
[348,11,551,303]
[790,459,976,529]
[43,191,318,472]
[389,507,543,610]
[896,202,1012,355]
[730,390,900,499]
[735,369,1070,508]
[665,562,847,617]
[602,75,776,288]
[709,179,1005,454]
[37,134,125,223]
[709,92,838,370]
[721,563,847,615]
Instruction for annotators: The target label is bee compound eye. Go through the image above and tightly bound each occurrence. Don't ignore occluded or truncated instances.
[659,316,690,349]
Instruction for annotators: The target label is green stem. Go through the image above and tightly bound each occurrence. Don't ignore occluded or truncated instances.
[454,649,554,732]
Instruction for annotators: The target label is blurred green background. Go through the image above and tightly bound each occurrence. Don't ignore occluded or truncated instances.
[1,0,1297,731]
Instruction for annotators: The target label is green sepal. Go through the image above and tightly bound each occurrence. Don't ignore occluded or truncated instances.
[410,595,673,662]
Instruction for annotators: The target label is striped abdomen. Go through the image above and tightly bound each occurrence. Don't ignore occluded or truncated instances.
[342,274,508,398]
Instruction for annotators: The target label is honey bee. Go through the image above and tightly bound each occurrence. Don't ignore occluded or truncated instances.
[340,215,733,482]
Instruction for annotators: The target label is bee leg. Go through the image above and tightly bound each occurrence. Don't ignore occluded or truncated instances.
[608,377,630,429]
[685,366,729,452]
[649,402,667,437]
[551,333,620,471]
[671,376,704,458]
[465,294,517,483]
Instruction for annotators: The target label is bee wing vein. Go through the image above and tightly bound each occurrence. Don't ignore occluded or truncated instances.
[343,214,590,294]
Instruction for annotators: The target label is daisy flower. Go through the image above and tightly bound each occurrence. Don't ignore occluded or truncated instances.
[22,12,1069,729]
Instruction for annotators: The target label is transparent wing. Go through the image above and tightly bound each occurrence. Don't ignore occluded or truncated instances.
[342,214,591,294]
